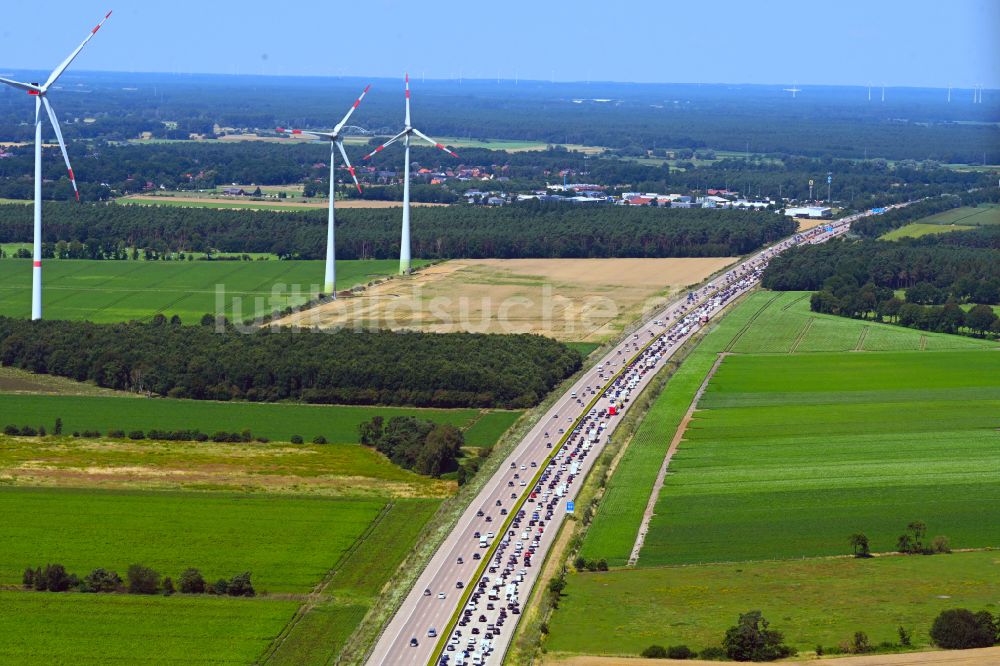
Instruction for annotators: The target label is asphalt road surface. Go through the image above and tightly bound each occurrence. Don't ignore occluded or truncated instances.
[367,208,896,666]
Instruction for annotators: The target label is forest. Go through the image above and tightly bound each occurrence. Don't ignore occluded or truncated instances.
[1,73,997,162]
[0,317,582,409]
[0,202,796,259]
[761,229,1000,302]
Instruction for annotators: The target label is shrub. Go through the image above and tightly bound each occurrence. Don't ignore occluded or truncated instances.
[41,563,72,592]
[932,535,952,553]
[227,572,255,597]
[54,418,63,435]
[596,559,609,571]
[699,646,728,660]
[814,645,823,656]
[898,626,912,647]
[290,435,304,444]
[213,578,229,595]
[930,608,997,649]
[108,429,125,438]
[72,431,80,437]
[640,645,667,658]
[723,610,796,661]
[32,566,45,591]
[3,424,17,435]
[38,425,46,436]
[22,567,34,588]
[312,435,328,444]
[667,645,694,659]
[82,568,122,593]
[128,430,145,440]
[126,564,160,594]
[19,425,37,436]
[162,576,175,596]
[851,631,871,653]
[178,568,205,594]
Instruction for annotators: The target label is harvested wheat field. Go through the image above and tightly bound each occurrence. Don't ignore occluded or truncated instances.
[274,257,736,341]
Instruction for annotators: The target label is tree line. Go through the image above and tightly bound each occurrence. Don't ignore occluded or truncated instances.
[0,201,796,259]
[23,563,254,597]
[0,317,581,409]
[851,188,1000,238]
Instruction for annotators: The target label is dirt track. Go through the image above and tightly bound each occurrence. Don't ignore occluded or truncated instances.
[273,257,736,341]
[123,195,445,209]
[544,647,1000,666]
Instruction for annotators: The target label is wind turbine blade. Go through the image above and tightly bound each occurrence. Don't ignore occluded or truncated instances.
[0,77,42,94]
[276,127,330,138]
[362,130,408,160]
[405,73,411,126]
[43,10,112,90]
[411,128,459,158]
[41,97,79,201]
[335,140,362,193]
[333,84,371,135]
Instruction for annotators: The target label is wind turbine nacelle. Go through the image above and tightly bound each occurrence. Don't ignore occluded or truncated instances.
[28,83,40,95]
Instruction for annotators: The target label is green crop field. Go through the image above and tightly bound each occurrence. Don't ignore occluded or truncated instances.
[0,393,486,443]
[0,487,386,593]
[0,258,420,323]
[578,291,996,566]
[640,349,1000,565]
[0,592,300,665]
[554,289,1000,658]
[879,204,1000,240]
[545,551,1000,656]
[462,410,523,448]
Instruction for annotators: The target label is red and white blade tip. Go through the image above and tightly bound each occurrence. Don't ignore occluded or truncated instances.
[93,10,112,34]
[364,84,371,93]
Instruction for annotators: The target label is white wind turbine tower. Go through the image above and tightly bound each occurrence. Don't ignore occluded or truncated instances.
[362,74,459,274]
[0,11,112,320]
[276,85,370,296]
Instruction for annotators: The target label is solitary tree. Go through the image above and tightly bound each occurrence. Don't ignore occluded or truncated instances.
[723,611,795,661]
[848,533,871,558]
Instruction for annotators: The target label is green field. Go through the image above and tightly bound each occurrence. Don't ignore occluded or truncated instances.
[0,592,300,665]
[0,393,487,443]
[640,350,1000,565]
[578,291,995,565]
[545,551,1000,655]
[462,410,523,448]
[0,258,419,322]
[551,289,1000,658]
[118,197,327,212]
[0,487,388,593]
[879,204,1000,240]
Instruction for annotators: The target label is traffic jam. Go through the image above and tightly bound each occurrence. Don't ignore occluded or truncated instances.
[432,218,853,666]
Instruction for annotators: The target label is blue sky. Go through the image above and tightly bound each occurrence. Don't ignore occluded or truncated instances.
[1,0,997,88]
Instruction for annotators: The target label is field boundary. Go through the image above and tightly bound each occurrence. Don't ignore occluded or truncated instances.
[627,352,728,566]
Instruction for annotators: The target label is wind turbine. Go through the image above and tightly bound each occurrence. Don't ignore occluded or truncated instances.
[276,84,370,296]
[362,74,458,275]
[0,10,112,320]
[783,83,801,98]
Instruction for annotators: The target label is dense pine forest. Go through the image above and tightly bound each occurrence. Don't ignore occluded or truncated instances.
[0,317,582,408]
[0,202,796,259]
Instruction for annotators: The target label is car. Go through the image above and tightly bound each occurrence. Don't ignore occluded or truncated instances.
[410,638,419,647]
[456,581,464,589]
[520,464,527,470]
[438,592,447,599]
[473,552,481,560]
[476,510,484,517]
[424,588,432,596]
[471,627,480,635]
[428,628,438,638]
[457,557,464,564]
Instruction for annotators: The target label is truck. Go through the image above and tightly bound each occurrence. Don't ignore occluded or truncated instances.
[588,428,598,442]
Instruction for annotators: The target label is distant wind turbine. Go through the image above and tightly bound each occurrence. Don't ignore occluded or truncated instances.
[362,75,459,274]
[276,85,371,296]
[783,83,801,98]
[0,10,112,320]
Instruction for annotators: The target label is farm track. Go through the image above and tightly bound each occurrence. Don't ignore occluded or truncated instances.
[789,317,814,353]
[723,292,781,352]
[627,352,728,566]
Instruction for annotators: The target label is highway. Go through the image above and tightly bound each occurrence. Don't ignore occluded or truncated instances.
[366,209,896,666]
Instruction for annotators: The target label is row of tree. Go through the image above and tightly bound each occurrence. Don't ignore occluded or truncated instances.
[762,232,1000,303]
[358,416,465,477]
[0,317,581,409]
[0,201,796,259]
[851,189,1000,238]
[22,564,254,597]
